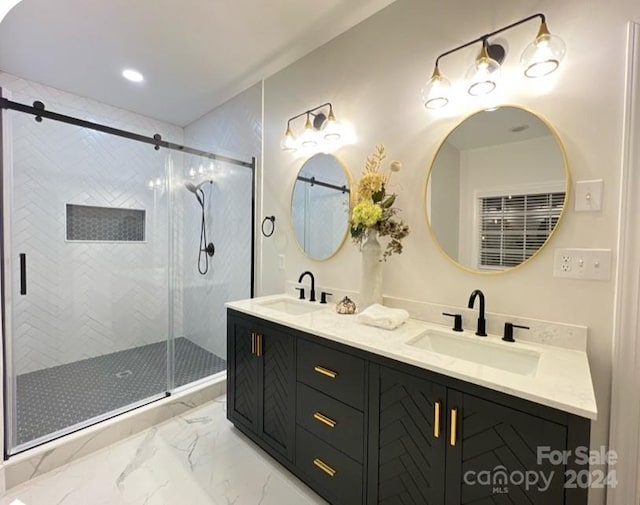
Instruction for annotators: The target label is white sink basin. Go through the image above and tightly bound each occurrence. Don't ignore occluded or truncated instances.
[406,329,540,376]
[256,297,325,316]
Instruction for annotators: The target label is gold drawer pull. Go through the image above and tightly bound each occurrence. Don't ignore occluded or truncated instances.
[450,408,458,447]
[251,332,256,355]
[434,401,441,439]
[313,458,336,477]
[314,366,337,379]
[313,411,337,428]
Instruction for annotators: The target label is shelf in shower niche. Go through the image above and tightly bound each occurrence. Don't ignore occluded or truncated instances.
[66,204,145,242]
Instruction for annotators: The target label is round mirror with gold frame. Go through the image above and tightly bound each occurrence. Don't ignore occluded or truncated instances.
[425,105,570,273]
[291,153,352,260]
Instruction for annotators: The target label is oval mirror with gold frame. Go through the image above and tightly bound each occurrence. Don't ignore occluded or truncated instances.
[425,106,570,273]
[291,153,352,260]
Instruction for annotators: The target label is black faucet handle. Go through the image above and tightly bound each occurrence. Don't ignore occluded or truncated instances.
[502,322,530,342]
[295,287,305,300]
[442,312,463,332]
[320,291,332,304]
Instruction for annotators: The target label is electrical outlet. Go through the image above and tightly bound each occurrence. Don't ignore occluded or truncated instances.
[553,248,612,280]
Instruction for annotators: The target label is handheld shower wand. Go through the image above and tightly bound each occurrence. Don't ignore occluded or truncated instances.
[184,180,215,275]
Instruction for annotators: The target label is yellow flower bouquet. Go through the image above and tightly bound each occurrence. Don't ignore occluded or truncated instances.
[350,145,410,260]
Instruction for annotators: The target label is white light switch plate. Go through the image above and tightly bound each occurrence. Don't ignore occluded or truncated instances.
[553,248,612,280]
[574,179,604,212]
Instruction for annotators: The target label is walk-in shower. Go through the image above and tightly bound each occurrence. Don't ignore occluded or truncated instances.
[184,180,216,275]
[0,92,255,455]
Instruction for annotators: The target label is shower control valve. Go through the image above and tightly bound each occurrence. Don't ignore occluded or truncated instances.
[201,243,215,257]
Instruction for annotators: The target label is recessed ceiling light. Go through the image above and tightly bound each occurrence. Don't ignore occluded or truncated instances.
[122,69,144,83]
[510,124,530,133]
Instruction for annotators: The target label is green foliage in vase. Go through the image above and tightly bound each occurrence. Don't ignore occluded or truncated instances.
[350,145,410,261]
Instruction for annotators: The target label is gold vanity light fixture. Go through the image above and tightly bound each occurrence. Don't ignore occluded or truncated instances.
[280,102,345,153]
[421,13,566,109]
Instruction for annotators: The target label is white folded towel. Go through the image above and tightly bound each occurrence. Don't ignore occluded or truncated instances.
[355,303,410,330]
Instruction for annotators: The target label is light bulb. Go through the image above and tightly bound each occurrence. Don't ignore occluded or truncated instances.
[300,114,318,148]
[421,65,451,109]
[198,164,204,174]
[467,42,501,96]
[322,108,342,142]
[280,124,298,152]
[521,21,566,78]
[148,180,154,189]
[188,167,196,178]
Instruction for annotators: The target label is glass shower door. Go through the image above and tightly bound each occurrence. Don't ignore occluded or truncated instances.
[172,154,253,388]
[3,107,172,453]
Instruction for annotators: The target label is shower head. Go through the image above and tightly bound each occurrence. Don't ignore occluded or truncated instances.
[184,181,204,207]
[185,179,213,193]
[184,181,197,193]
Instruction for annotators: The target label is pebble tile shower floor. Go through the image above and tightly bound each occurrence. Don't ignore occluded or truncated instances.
[15,337,226,445]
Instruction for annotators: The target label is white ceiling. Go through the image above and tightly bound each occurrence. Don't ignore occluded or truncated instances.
[446,106,553,151]
[0,0,396,126]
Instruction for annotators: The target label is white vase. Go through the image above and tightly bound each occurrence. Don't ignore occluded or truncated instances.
[359,230,383,309]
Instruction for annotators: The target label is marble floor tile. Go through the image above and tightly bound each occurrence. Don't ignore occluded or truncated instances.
[0,396,327,505]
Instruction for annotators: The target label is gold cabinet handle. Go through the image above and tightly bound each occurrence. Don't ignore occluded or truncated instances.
[251,332,256,355]
[434,401,441,439]
[313,458,336,477]
[256,334,262,357]
[313,411,337,428]
[314,366,337,379]
[450,408,458,447]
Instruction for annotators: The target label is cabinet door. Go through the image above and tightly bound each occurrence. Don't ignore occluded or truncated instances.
[227,317,259,433]
[446,391,567,505]
[370,365,447,505]
[258,327,295,461]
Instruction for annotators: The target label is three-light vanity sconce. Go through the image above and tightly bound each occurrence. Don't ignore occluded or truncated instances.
[280,102,347,153]
[422,12,566,109]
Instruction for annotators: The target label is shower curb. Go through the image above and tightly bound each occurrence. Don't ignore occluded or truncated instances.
[1,374,226,492]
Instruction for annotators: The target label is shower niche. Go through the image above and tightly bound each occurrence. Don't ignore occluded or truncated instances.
[66,203,146,242]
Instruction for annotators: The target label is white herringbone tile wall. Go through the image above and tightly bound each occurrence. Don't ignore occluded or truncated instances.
[1,72,185,374]
[182,83,261,359]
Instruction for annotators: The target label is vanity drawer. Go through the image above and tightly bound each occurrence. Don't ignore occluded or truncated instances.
[297,339,365,410]
[296,426,363,505]
[296,383,364,462]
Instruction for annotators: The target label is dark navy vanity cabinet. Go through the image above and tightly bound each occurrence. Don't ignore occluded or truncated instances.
[227,309,590,505]
[227,313,296,462]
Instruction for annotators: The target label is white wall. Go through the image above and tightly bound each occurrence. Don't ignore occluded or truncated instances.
[0,71,183,374]
[182,83,261,358]
[260,1,640,503]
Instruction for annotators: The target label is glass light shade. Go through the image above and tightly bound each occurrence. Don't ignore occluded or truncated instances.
[466,51,501,96]
[300,116,318,148]
[521,23,566,78]
[280,125,298,152]
[422,67,451,109]
[322,111,343,142]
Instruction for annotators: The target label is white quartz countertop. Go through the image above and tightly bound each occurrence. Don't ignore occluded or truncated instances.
[226,295,597,420]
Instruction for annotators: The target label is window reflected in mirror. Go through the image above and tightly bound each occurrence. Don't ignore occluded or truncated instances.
[426,106,569,272]
[291,153,351,260]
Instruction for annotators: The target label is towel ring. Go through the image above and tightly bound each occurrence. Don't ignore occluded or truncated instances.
[261,216,276,237]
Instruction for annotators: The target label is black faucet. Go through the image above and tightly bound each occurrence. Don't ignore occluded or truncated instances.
[298,271,316,302]
[467,289,487,336]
